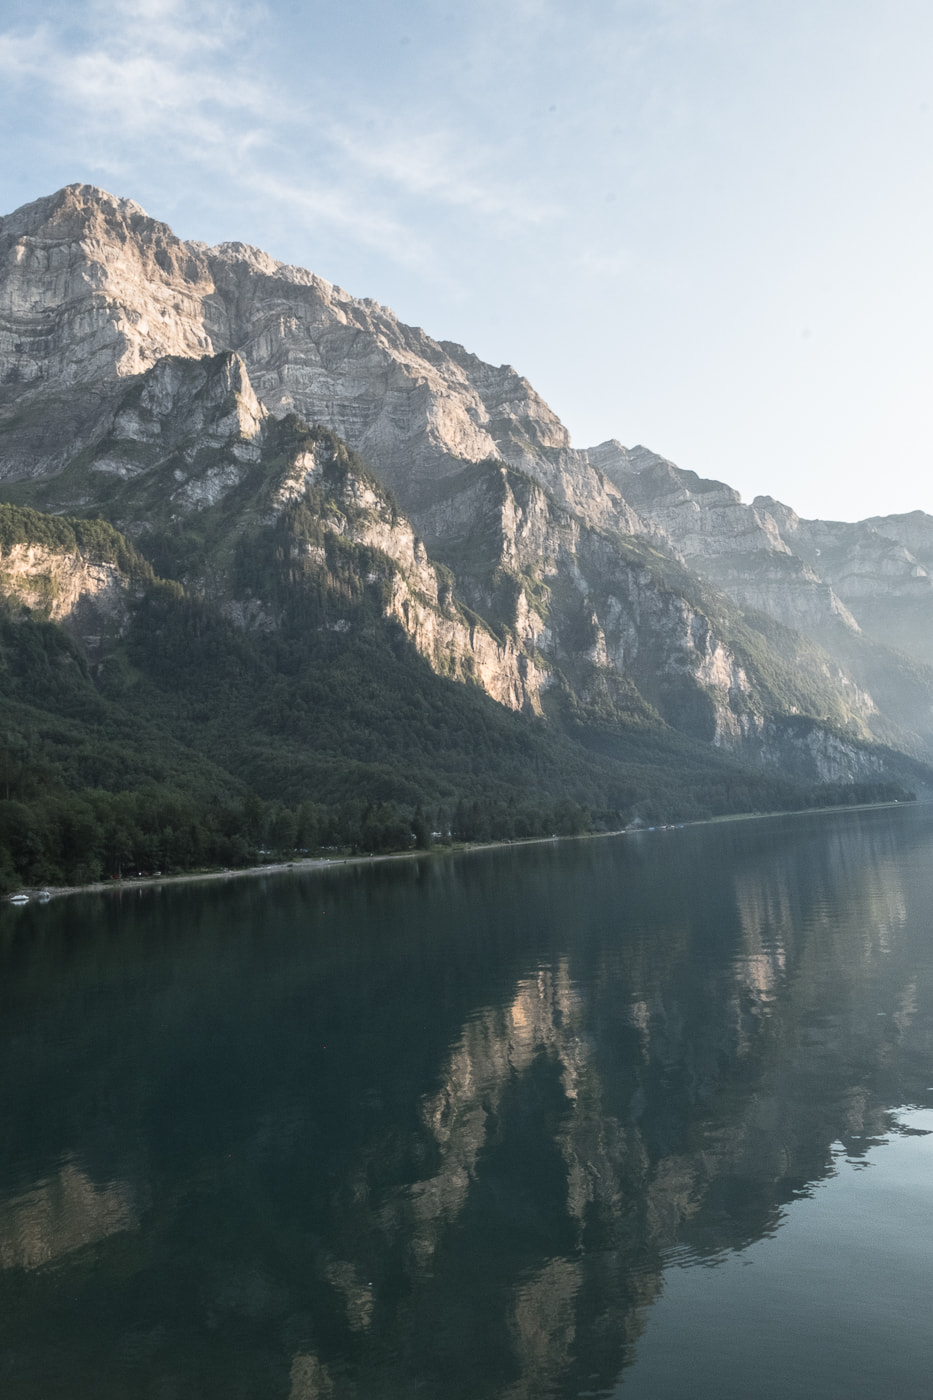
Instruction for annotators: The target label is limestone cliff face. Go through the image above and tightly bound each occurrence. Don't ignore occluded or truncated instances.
[697,551,861,634]
[198,241,570,493]
[265,436,551,715]
[863,510,933,567]
[586,440,933,756]
[590,441,784,557]
[1,186,663,615]
[110,351,266,460]
[0,186,214,390]
[0,186,646,548]
[0,540,133,656]
[717,714,885,782]
[0,187,582,506]
[419,461,878,748]
[15,346,551,716]
[4,343,884,768]
[754,500,933,604]
[750,500,933,664]
[15,349,271,540]
[591,442,862,635]
[590,438,933,679]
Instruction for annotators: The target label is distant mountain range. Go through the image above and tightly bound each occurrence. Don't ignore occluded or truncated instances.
[0,184,928,884]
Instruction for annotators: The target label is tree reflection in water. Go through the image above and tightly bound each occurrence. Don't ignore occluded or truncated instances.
[0,804,931,1399]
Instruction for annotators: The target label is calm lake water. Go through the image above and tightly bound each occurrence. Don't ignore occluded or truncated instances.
[2,805,933,1398]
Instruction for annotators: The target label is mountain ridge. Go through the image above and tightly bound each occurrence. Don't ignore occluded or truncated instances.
[0,183,929,890]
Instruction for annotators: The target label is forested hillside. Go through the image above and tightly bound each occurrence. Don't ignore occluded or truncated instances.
[0,499,916,892]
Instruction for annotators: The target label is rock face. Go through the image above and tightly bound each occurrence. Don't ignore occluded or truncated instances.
[0,540,130,636]
[0,187,214,388]
[590,442,857,630]
[589,440,933,756]
[261,427,552,716]
[590,442,785,557]
[1,187,648,542]
[1,183,931,785]
[589,439,933,669]
[754,501,933,665]
[12,350,552,715]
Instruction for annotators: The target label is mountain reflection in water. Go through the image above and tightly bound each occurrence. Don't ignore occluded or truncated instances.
[1,804,932,1399]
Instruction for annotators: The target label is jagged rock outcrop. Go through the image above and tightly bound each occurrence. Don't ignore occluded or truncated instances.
[110,351,266,461]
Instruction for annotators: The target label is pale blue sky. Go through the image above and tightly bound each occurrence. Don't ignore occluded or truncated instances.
[2,0,931,521]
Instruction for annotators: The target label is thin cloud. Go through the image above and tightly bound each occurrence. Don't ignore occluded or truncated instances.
[0,0,549,271]
[0,8,272,137]
[231,169,437,274]
[326,119,556,227]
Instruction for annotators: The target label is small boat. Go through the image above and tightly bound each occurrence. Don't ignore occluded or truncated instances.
[9,894,29,905]
[37,891,51,903]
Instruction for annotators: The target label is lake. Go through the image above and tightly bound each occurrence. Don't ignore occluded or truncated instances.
[1,804,932,1398]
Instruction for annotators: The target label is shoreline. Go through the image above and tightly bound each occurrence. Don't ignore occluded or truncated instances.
[4,798,917,906]
[8,849,427,904]
[7,837,560,904]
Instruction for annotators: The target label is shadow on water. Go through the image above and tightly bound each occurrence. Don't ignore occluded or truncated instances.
[1,804,933,1397]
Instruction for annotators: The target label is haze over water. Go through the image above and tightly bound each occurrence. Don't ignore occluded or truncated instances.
[2,805,932,1398]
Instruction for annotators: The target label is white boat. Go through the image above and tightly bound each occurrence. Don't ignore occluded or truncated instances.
[9,894,29,905]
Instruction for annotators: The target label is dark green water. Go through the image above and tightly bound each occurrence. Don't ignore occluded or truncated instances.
[2,805,933,1398]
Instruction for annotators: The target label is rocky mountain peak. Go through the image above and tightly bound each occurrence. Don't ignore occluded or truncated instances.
[0,183,152,241]
[1,185,582,512]
[751,495,801,536]
[0,184,214,394]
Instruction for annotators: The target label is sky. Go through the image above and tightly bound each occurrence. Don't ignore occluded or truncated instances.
[1,0,931,521]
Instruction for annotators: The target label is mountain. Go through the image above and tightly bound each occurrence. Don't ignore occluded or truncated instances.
[590,442,933,754]
[0,185,926,886]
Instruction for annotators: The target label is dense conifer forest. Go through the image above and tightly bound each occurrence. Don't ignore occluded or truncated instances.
[0,515,914,893]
